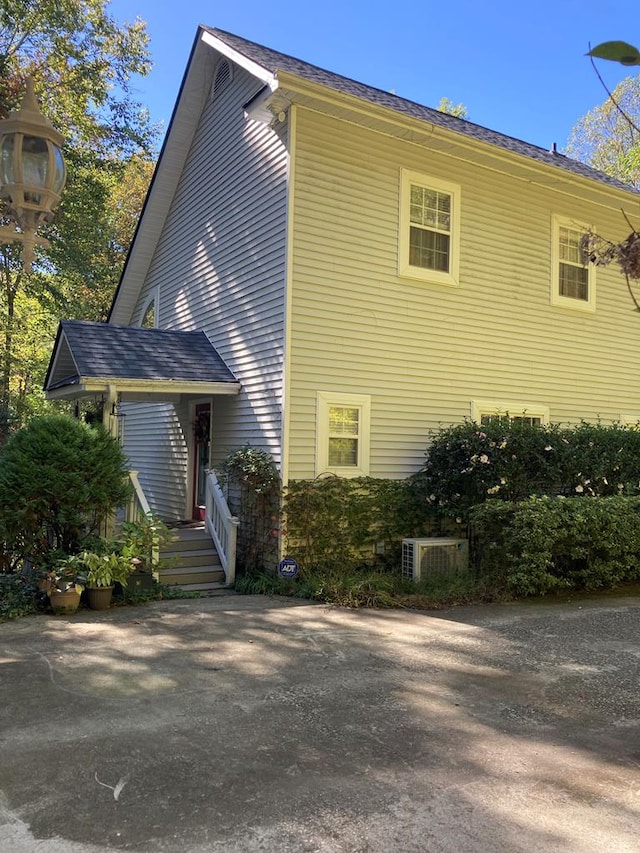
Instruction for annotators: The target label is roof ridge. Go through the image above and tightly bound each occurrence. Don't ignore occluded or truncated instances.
[206,26,637,196]
[210,26,552,156]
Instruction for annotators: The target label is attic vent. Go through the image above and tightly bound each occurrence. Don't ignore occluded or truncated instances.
[212,60,232,99]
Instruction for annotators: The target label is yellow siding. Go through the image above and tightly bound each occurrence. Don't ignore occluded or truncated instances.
[287,107,640,479]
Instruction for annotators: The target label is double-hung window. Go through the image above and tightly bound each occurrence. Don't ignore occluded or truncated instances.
[316,392,371,477]
[551,216,595,311]
[399,169,461,286]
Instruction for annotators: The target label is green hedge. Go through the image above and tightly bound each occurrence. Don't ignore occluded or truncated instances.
[470,495,640,595]
[416,420,640,520]
[283,476,440,571]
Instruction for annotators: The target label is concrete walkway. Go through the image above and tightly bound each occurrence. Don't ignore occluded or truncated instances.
[1,593,639,852]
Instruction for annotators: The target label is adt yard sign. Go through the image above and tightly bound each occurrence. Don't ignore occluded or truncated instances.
[278,557,299,579]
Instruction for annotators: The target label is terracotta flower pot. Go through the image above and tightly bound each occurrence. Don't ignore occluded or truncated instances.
[50,588,81,615]
[86,585,114,611]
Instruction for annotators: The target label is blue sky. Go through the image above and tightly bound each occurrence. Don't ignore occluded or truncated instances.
[107,0,636,152]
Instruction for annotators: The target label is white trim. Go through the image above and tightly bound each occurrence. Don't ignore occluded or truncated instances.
[316,391,371,477]
[281,104,297,490]
[471,399,550,425]
[137,287,159,328]
[46,378,240,401]
[398,168,461,286]
[550,215,596,313]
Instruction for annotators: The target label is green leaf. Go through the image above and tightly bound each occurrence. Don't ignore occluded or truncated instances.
[588,41,640,66]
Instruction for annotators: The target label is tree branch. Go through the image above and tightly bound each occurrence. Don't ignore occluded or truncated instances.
[625,274,640,312]
[589,48,640,135]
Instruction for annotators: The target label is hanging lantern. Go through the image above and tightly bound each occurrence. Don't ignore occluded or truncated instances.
[0,77,66,270]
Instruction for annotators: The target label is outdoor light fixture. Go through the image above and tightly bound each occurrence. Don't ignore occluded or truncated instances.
[0,76,66,271]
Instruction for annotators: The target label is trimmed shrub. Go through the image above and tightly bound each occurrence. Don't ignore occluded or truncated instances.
[416,420,640,520]
[470,495,640,595]
[283,475,441,571]
[0,415,132,570]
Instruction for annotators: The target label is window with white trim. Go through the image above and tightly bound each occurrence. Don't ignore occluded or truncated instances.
[471,400,549,426]
[316,392,371,477]
[138,289,158,329]
[551,216,595,311]
[399,169,461,286]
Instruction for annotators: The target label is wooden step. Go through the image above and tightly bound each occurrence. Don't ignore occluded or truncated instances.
[162,548,220,569]
[175,582,234,596]
[163,526,211,552]
[158,524,228,590]
[159,566,226,587]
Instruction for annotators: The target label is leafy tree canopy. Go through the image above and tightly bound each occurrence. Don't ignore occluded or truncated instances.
[436,97,468,119]
[0,0,158,436]
[566,76,640,189]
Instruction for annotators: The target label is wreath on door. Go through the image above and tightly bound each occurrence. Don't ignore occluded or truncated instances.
[193,411,210,443]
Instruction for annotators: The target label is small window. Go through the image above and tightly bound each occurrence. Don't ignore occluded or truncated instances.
[471,400,549,426]
[138,289,158,328]
[481,414,542,427]
[399,169,461,286]
[316,392,371,477]
[551,216,595,312]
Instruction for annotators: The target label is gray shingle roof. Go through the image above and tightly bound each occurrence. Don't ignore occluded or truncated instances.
[46,321,237,391]
[207,27,637,195]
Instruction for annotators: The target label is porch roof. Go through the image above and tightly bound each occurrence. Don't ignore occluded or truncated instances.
[45,321,241,401]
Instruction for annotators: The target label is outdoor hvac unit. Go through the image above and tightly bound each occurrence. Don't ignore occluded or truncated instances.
[401,538,469,582]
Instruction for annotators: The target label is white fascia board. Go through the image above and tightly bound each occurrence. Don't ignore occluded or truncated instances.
[47,378,241,401]
[47,335,80,388]
[200,31,277,91]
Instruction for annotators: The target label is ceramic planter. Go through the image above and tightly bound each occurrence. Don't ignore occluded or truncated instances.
[50,588,81,615]
[86,585,114,611]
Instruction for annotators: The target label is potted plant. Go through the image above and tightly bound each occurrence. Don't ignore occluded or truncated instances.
[75,551,135,610]
[44,558,85,615]
[120,514,173,591]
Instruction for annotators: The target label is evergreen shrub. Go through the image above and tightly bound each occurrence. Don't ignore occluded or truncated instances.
[470,495,640,595]
[0,414,132,570]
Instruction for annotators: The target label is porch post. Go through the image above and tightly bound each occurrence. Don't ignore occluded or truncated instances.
[104,383,119,440]
[102,383,118,538]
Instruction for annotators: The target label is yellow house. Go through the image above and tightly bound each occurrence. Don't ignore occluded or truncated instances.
[45,26,640,581]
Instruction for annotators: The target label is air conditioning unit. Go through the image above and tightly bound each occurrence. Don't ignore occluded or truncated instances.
[401,538,469,582]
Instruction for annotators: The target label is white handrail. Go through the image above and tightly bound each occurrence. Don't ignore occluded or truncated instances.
[204,469,239,586]
[126,470,151,520]
[125,470,159,573]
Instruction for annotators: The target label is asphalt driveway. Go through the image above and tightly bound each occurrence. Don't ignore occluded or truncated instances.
[1,593,639,852]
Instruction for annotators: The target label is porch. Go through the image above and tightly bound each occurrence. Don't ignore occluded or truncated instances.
[45,320,243,589]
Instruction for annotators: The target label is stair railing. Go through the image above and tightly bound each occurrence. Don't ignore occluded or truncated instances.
[106,469,152,540]
[126,470,151,521]
[204,469,239,586]
[124,470,159,572]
